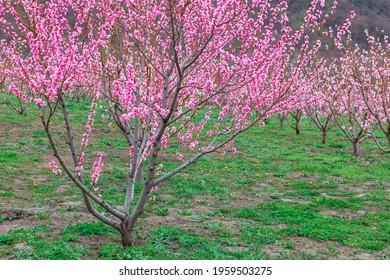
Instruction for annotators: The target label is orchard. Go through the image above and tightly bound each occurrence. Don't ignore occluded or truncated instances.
[0,0,389,259]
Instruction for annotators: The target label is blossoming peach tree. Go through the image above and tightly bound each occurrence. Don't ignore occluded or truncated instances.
[304,73,335,145]
[0,0,343,247]
[351,32,390,152]
[318,36,378,156]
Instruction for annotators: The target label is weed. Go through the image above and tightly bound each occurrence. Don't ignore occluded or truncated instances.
[61,222,114,236]
[177,210,192,216]
[36,212,51,220]
[283,241,295,250]
[208,222,231,238]
[240,225,285,245]
[155,208,169,216]
[31,241,90,260]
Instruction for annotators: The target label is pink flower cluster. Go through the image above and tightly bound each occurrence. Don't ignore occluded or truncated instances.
[48,161,62,175]
[9,84,28,102]
[90,153,106,191]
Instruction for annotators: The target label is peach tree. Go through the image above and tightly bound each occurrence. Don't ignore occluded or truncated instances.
[0,0,344,246]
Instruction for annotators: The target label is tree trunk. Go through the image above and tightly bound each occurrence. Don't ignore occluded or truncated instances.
[353,140,361,156]
[322,131,326,144]
[135,163,145,184]
[386,125,390,148]
[295,121,300,135]
[120,228,134,248]
[278,113,285,128]
[387,132,390,150]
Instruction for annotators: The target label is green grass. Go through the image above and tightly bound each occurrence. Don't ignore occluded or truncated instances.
[61,222,116,237]
[0,96,389,259]
[12,241,90,260]
[0,227,43,246]
[313,196,366,210]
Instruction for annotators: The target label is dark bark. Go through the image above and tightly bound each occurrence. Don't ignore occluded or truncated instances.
[120,228,134,247]
[295,122,301,135]
[287,110,302,135]
[387,134,390,148]
[353,140,361,156]
[322,131,327,144]
[278,113,286,128]
[388,131,390,149]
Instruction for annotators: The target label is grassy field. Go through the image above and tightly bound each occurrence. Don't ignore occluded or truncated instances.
[0,97,389,260]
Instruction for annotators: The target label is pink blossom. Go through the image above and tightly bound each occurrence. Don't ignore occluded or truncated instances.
[48,161,62,175]
[204,80,213,91]
[176,153,184,162]
[90,153,106,189]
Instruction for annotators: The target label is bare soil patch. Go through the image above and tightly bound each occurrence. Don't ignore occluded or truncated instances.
[261,237,376,260]
[319,210,366,219]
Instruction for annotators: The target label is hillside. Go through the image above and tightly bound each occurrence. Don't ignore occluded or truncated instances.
[0,1,389,47]
[288,0,390,44]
